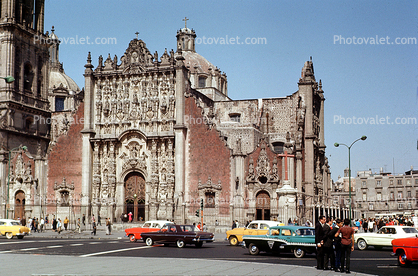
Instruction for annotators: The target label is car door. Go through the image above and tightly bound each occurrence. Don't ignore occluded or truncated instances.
[0,221,6,234]
[243,222,258,236]
[377,227,396,246]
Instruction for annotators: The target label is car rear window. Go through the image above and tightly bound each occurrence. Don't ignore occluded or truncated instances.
[260,224,269,229]
[10,221,20,226]
[403,227,418,234]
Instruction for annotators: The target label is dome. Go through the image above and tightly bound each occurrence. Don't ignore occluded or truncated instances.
[49,70,80,92]
[182,51,216,75]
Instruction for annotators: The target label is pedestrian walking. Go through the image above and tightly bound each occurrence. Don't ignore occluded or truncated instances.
[57,219,62,234]
[91,221,97,235]
[315,215,326,270]
[107,218,112,235]
[106,218,110,235]
[77,218,81,233]
[98,215,102,226]
[40,217,45,232]
[335,218,355,273]
[64,217,69,231]
[82,214,86,226]
[128,212,133,222]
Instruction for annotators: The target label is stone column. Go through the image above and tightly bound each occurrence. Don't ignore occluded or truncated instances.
[174,51,187,223]
[81,52,95,219]
[0,149,8,218]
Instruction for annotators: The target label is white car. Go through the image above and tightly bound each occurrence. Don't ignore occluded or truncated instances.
[354,225,418,250]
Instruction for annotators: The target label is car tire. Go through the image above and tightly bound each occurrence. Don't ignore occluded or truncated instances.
[17,236,24,239]
[5,232,13,239]
[294,248,305,258]
[176,239,185,248]
[229,236,239,246]
[357,239,367,250]
[145,237,153,246]
[248,243,260,255]
[129,235,136,242]
[195,241,203,248]
[397,251,411,267]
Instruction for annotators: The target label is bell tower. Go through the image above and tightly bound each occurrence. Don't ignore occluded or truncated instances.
[0,0,50,147]
[176,17,196,52]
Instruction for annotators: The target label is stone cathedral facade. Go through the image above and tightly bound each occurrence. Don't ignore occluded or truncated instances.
[77,25,331,226]
[0,1,332,228]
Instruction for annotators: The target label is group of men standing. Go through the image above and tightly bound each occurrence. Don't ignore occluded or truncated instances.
[315,215,355,273]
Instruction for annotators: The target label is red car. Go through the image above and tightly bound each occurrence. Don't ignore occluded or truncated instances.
[125,220,174,242]
[391,235,418,267]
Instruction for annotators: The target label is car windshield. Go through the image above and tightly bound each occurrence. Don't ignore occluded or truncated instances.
[402,227,418,234]
[296,228,315,236]
[10,221,20,226]
[142,223,151,227]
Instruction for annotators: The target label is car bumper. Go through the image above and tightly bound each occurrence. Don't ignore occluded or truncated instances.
[15,232,29,236]
[193,237,215,242]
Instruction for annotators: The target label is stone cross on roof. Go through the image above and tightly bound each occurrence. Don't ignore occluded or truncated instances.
[183,17,189,29]
[135,32,139,39]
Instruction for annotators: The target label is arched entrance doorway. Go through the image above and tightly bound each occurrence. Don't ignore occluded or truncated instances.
[14,191,25,220]
[124,172,146,222]
[256,191,270,220]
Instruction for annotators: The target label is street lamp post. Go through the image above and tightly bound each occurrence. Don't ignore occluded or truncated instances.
[7,145,28,219]
[334,136,367,225]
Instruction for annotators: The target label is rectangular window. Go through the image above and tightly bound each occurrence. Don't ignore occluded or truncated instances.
[415,179,418,185]
[390,192,395,200]
[397,179,403,186]
[362,181,366,187]
[230,114,241,122]
[362,193,367,201]
[377,193,382,201]
[408,202,412,209]
[407,191,412,198]
[55,97,65,112]
[398,191,403,199]
[198,76,206,88]
[376,180,381,186]
[369,203,374,210]
[390,180,394,185]
[407,179,411,186]
[398,203,404,209]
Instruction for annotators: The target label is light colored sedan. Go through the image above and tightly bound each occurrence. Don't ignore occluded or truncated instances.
[354,225,418,250]
[0,219,30,239]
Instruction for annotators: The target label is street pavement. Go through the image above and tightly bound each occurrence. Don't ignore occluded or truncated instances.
[0,226,376,276]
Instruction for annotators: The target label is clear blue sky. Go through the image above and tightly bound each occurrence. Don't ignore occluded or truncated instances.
[44,0,418,180]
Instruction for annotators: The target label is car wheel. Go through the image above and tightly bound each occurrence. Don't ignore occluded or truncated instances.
[129,235,136,242]
[5,232,13,239]
[195,241,203,248]
[248,243,260,255]
[145,237,153,246]
[357,239,367,250]
[229,236,239,246]
[176,239,185,248]
[294,248,305,258]
[397,252,411,267]
[17,236,24,239]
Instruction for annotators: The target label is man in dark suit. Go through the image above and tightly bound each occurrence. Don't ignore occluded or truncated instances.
[315,215,326,270]
[323,217,336,270]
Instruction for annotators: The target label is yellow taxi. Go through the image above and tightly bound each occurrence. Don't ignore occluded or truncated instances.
[0,219,30,239]
[226,220,283,245]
